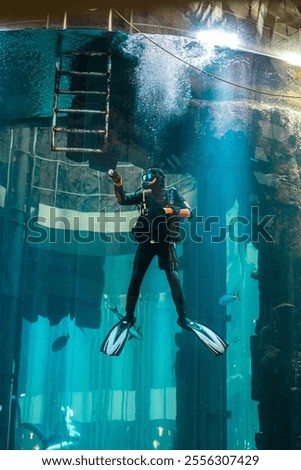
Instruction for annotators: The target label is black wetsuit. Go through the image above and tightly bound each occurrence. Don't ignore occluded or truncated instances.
[115,185,191,322]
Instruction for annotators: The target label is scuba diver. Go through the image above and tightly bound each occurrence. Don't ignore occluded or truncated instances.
[100,168,228,357]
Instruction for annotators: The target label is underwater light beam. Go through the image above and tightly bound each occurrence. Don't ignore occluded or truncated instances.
[196,30,239,49]
[279,52,301,67]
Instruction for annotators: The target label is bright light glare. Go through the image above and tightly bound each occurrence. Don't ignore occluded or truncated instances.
[196,30,239,48]
[279,52,301,67]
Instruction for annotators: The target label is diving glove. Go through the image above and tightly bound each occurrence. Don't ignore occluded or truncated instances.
[108,169,122,187]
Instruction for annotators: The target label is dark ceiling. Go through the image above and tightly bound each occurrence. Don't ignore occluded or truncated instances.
[1,1,187,17]
[1,1,301,46]
[0,0,301,19]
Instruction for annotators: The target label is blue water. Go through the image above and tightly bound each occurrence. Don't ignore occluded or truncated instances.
[1,27,298,450]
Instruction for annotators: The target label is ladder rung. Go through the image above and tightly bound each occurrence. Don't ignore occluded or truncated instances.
[52,51,111,154]
[59,71,107,77]
[63,52,108,57]
[57,90,107,95]
[55,108,106,114]
[53,146,106,153]
[54,127,106,134]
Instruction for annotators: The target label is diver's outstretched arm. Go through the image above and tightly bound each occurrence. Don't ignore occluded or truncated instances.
[108,169,142,205]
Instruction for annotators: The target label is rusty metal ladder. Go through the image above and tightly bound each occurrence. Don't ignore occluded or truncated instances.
[51,51,111,154]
